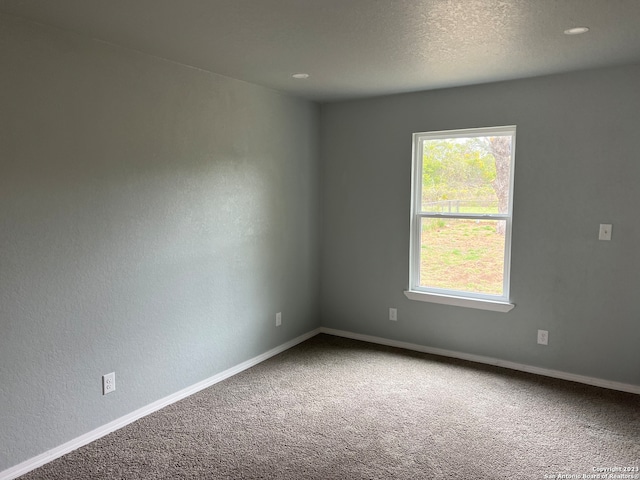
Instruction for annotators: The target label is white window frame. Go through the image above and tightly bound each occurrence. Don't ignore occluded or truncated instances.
[404,126,516,312]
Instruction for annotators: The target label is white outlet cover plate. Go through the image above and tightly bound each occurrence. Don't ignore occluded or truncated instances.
[103,372,116,395]
[537,330,548,345]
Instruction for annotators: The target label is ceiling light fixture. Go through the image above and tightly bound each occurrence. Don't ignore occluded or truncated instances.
[564,27,590,35]
[291,73,310,79]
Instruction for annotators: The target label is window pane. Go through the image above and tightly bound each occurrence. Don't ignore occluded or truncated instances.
[419,217,506,296]
[421,135,512,215]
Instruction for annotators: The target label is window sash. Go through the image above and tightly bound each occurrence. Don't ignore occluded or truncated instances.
[409,126,515,303]
[410,216,513,301]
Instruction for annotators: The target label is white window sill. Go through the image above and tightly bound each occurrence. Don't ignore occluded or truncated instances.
[404,290,515,312]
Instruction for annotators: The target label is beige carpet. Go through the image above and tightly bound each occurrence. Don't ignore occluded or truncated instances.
[20,334,640,479]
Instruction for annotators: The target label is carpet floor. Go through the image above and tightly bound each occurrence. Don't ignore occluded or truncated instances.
[20,334,640,479]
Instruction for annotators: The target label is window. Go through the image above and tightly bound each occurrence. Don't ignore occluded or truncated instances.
[405,126,516,312]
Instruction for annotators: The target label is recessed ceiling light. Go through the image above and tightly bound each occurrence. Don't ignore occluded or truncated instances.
[564,27,590,35]
[291,73,310,79]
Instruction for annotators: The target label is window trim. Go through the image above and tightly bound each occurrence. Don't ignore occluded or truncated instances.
[406,125,516,311]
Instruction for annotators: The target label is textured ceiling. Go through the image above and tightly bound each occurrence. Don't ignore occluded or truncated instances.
[2,0,640,102]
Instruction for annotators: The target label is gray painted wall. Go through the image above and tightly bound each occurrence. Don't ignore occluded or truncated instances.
[0,14,319,470]
[320,64,640,387]
[2,8,640,475]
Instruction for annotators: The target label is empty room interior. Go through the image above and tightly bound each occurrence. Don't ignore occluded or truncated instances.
[1,1,639,479]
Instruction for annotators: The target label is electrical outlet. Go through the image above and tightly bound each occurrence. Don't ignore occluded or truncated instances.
[537,330,548,345]
[389,308,397,321]
[276,312,282,327]
[102,372,116,395]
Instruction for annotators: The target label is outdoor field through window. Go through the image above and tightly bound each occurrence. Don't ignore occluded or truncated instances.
[420,218,506,295]
[409,126,515,303]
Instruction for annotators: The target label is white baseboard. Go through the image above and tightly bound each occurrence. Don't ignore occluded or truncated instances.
[4,326,637,479]
[0,328,321,480]
[319,327,640,395]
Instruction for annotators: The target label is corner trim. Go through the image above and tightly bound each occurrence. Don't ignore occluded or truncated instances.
[0,328,321,480]
[319,327,640,395]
